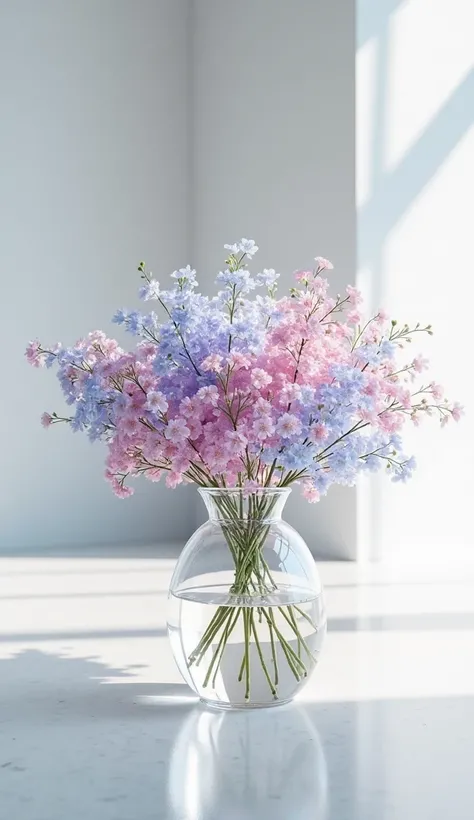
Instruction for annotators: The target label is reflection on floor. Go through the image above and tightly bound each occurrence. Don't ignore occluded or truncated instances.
[1,549,474,820]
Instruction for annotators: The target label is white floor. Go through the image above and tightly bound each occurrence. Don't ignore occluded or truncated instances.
[1,548,474,820]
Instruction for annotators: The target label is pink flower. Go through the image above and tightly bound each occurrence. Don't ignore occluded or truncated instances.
[377,411,404,433]
[101,338,121,357]
[303,484,320,503]
[173,453,192,473]
[375,309,390,324]
[227,352,251,370]
[179,396,198,417]
[399,389,412,410]
[254,397,273,414]
[165,418,190,443]
[146,391,168,414]
[205,443,231,472]
[294,269,313,282]
[314,257,334,272]
[252,368,272,389]
[242,479,262,497]
[41,412,53,428]
[347,310,361,326]
[412,355,429,373]
[279,384,302,405]
[309,423,328,443]
[145,468,163,482]
[111,480,134,498]
[25,340,44,368]
[452,402,464,422]
[225,429,248,449]
[253,416,275,441]
[121,416,139,436]
[201,354,223,373]
[163,441,179,460]
[346,285,362,306]
[197,385,219,405]
[276,413,302,439]
[187,421,203,440]
[430,382,444,401]
[166,472,184,488]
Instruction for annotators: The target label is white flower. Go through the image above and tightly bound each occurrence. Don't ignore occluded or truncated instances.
[224,239,259,257]
[253,416,275,441]
[239,238,259,257]
[276,413,302,439]
[224,243,240,254]
[146,391,168,414]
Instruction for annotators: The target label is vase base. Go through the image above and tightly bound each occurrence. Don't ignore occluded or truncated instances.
[199,696,294,712]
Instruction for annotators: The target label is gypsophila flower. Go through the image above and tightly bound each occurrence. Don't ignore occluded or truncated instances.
[164,418,190,443]
[171,265,196,282]
[256,268,279,287]
[146,391,168,414]
[41,412,53,428]
[139,279,160,301]
[276,413,303,439]
[412,355,429,373]
[314,256,333,272]
[27,240,460,500]
[224,238,259,257]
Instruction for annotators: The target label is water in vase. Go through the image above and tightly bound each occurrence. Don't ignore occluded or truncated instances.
[168,586,326,708]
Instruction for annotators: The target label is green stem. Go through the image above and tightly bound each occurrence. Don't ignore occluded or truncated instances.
[268,617,279,686]
[251,610,277,698]
[243,609,251,700]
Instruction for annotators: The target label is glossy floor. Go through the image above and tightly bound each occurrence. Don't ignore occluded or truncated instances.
[1,547,474,819]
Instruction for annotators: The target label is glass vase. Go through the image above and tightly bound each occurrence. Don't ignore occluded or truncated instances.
[167,488,326,709]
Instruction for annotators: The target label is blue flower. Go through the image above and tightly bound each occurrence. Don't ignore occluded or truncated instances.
[216,269,256,293]
[170,265,196,282]
[138,280,160,301]
[112,309,128,325]
[391,455,416,483]
[380,339,397,359]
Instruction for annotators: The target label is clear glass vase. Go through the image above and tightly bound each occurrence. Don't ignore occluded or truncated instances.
[167,488,326,709]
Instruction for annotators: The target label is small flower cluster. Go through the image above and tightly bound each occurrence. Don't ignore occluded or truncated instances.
[26,240,462,500]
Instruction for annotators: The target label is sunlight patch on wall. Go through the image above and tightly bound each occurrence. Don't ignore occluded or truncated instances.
[357,36,378,209]
[386,0,473,171]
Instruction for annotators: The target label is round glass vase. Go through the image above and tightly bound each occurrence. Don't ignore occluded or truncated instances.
[167,488,326,710]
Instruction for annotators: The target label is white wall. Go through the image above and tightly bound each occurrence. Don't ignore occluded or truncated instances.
[0,0,368,560]
[357,0,474,560]
[191,0,357,558]
[0,0,194,549]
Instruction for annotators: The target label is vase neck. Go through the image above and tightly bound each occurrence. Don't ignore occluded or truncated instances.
[198,488,290,523]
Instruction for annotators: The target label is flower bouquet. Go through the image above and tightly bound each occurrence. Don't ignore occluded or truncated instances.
[27,239,461,707]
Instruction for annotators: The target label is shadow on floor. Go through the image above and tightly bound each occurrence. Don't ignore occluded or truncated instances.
[1,650,474,819]
[0,649,194,723]
[0,627,168,644]
[0,543,182,559]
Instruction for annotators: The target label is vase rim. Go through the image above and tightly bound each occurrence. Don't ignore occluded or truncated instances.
[197,486,291,497]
